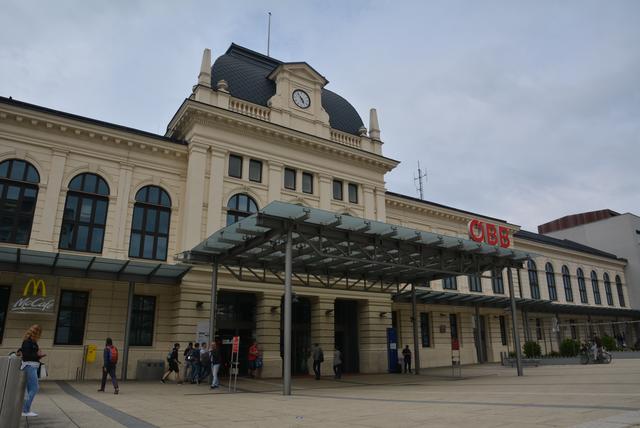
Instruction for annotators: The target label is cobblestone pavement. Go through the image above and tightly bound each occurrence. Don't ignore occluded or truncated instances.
[20,360,640,428]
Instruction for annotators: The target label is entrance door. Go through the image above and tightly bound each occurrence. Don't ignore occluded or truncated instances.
[334,299,359,373]
[215,292,256,376]
[280,297,311,375]
[474,315,488,363]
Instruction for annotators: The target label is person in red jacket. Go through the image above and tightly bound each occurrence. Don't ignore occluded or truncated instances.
[98,338,119,394]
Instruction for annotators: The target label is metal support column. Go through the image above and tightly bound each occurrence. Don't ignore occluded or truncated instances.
[411,283,420,375]
[283,227,293,395]
[507,268,523,376]
[474,305,482,363]
[121,281,135,381]
[523,310,531,342]
[209,262,219,343]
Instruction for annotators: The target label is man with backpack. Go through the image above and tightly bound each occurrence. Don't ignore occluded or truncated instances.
[182,342,193,382]
[312,343,324,380]
[161,343,182,384]
[98,337,119,394]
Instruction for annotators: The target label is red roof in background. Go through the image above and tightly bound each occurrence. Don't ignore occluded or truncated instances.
[538,209,620,234]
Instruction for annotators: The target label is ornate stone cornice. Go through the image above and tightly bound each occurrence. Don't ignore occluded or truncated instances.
[0,102,188,159]
[166,100,399,173]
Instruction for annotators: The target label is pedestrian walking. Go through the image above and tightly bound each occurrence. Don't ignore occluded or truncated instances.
[199,342,211,382]
[98,338,119,394]
[210,342,221,389]
[21,324,46,417]
[190,343,201,384]
[312,343,324,380]
[402,345,412,373]
[248,340,259,378]
[182,342,193,382]
[333,348,342,379]
[161,343,182,384]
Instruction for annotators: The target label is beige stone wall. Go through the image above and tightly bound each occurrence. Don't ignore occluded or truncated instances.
[0,272,177,380]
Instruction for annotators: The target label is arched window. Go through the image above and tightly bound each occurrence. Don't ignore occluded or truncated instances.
[527,260,540,299]
[129,186,171,260]
[577,268,588,304]
[0,159,39,244]
[590,270,601,305]
[226,193,258,226]
[545,262,557,301]
[561,265,573,302]
[603,273,613,306]
[615,275,625,307]
[59,173,109,253]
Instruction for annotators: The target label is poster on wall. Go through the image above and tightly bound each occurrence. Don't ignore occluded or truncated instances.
[10,278,56,314]
[196,320,210,344]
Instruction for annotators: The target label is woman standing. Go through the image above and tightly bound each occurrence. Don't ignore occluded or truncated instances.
[21,324,45,417]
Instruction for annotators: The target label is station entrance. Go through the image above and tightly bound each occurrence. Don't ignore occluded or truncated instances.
[335,299,359,373]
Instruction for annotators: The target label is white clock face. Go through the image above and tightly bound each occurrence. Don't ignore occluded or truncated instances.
[292,89,311,109]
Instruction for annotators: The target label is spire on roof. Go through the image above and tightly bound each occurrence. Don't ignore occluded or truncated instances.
[369,108,381,141]
[198,48,212,87]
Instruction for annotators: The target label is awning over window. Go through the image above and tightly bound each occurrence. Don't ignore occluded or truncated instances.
[394,289,640,317]
[179,201,530,293]
[0,247,190,285]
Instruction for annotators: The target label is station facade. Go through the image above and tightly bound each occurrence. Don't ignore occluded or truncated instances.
[0,44,636,380]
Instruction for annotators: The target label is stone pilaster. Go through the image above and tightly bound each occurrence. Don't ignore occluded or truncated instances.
[206,147,226,234]
[255,291,283,378]
[180,143,207,251]
[363,185,375,220]
[374,186,386,222]
[267,161,282,203]
[310,296,335,376]
[358,298,392,373]
[32,150,67,250]
[318,174,331,210]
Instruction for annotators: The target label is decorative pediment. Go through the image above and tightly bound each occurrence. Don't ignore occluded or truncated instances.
[268,62,328,87]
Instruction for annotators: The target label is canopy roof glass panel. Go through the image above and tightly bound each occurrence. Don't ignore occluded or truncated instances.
[181,201,530,293]
[0,247,189,285]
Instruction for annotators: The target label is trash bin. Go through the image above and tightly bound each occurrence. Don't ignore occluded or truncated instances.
[136,359,165,381]
[0,356,26,427]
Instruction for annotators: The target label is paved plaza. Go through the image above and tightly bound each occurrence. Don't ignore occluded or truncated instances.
[20,360,640,428]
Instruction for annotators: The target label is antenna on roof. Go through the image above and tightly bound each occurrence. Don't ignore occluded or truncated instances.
[267,12,272,57]
[414,161,427,200]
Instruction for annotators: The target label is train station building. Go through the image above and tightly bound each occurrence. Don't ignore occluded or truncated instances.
[0,44,637,381]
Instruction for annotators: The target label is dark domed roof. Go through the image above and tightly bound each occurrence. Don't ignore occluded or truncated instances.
[211,44,364,135]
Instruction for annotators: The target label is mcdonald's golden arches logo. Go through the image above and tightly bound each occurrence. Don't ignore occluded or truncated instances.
[23,278,47,297]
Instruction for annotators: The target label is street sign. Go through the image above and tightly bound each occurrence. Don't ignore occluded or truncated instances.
[232,336,240,353]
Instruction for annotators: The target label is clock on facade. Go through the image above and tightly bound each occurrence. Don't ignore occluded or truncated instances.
[292,89,311,109]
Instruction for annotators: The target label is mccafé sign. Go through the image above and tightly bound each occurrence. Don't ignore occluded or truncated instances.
[10,278,56,314]
[467,219,512,249]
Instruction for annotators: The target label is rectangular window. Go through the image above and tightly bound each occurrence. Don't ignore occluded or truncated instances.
[449,314,459,341]
[535,318,543,341]
[468,274,482,292]
[499,315,507,346]
[492,269,504,294]
[333,179,343,200]
[348,183,358,204]
[443,276,457,290]
[302,172,313,194]
[129,295,156,346]
[249,159,262,183]
[570,320,578,340]
[0,286,9,343]
[420,312,431,347]
[228,155,243,178]
[54,290,89,345]
[284,168,296,190]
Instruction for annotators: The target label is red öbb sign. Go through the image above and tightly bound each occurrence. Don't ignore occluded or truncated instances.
[467,219,511,248]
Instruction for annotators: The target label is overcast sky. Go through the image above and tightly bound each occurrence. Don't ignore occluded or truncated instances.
[1,1,638,231]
